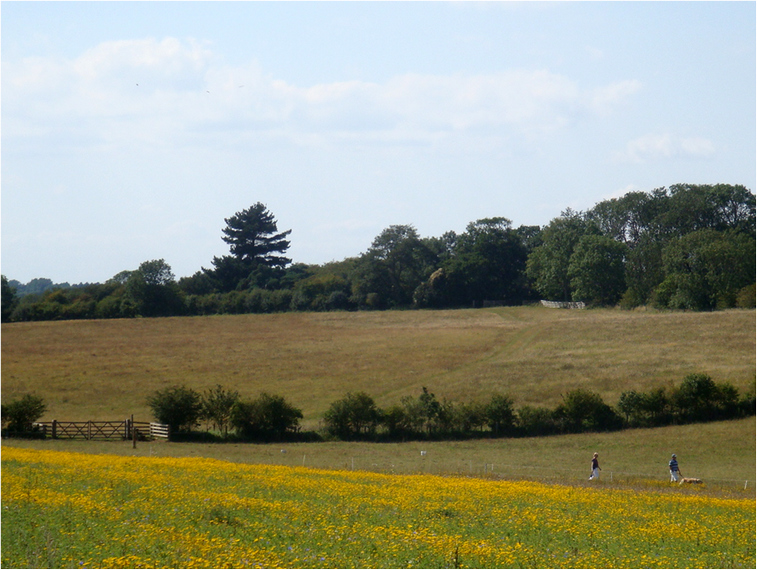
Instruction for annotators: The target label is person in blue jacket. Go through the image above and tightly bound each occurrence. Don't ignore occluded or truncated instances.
[669,453,682,482]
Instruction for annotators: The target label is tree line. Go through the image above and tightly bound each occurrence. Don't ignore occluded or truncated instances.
[2,183,755,322]
[4,373,753,441]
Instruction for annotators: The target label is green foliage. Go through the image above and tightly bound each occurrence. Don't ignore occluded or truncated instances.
[622,236,666,307]
[618,374,751,428]
[352,225,438,308]
[655,230,756,310]
[318,371,754,442]
[201,385,240,437]
[323,392,382,439]
[146,385,203,433]
[400,387,443,435]
[230,393,303,441]
[515,405,558,437]
[485,394,516,436]
[221,203,292,267]
[209,203,292,292]
[671,373,740,423]
[291,271,353,311]
[568,235,628,306]
[4,183,755,321]
[126,259,185,317]
[1,394,47,433]
[418,218,531,307]
[452,400,487,434]
[554,389,623,433]
[736,284,756,308]
[1,275,17,322]
[526,210,599,301]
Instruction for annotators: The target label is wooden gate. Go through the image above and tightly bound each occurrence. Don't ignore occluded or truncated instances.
[33,419,170,441]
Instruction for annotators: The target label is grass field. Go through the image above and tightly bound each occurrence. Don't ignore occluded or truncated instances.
[2,307,755,568]
[4,416,754,493]
[2,306,755,426]
[2,447,754,569]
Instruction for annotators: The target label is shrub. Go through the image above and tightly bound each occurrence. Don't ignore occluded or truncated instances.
[516,405,558,437]
[617,390,645,426]
[672,373,718,422]
[380,404,412,439]
[672,373,742,423]
[230,393,302,441]
[146,385,203,433]
[553,389,623,433]
[453,401,487,435]
[486,394,516,436]
[1,394,47,433]
[736,283,756,308]
[618,388,673,428]
[323,392,382,440]
[399,387,443,436]
[201,385,240,437]
[738,388,756,417]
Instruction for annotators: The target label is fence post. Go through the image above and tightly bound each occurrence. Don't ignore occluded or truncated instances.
[52,420,57,439]
[88,420,92,440]
[132,415,136,449]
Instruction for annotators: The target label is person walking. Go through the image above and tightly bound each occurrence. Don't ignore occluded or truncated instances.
[669,454,682,482]
[589,452,601,480]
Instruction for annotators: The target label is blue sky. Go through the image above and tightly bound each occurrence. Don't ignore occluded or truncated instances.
[2,1,755,284]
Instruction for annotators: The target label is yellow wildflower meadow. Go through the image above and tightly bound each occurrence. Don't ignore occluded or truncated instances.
[2,447,754,568]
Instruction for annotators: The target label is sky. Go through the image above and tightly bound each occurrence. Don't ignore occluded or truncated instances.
[2,1,755,284]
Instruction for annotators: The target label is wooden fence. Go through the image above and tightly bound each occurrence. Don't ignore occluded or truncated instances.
[540,300,586,309]
[32,419,170,441]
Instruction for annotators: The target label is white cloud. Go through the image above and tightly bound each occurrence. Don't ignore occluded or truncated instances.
[600,184,643,201]
[614,133,716,163]
[3,37,642,151]
[589,79,641,115]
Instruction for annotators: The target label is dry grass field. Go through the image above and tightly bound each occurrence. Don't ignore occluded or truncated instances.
[2,306,754,426]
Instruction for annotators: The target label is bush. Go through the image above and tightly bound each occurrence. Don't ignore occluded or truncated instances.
[736,284,756,308]
[2,394,47,433]
[516,405,558,436]
[738,388,756,417]
[672,373,741,423]
[399,387,443,436]
[380,404,412,439]
[201,385,240,437]
[230,393,302,441]
[486,394,516,436]
[146,385,203,433]
[323,392,382,440]
[452,401,487,435]
[553,389,622,433]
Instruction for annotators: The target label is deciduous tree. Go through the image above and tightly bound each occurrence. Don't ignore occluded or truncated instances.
[568,235,628,306]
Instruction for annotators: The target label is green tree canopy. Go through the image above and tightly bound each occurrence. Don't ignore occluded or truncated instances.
[210,203,292,292]
[323,392,383,439]
[1,394,47,432]
[146,385,203,433]
[352,225,438,308]
[2,275,17,322]
[526,210,599,301]
[654,229,756,310]
[126,259,184,317]
[230,392,303,441]
[568,235,628,306]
